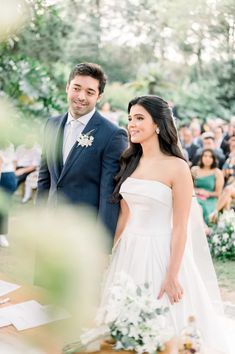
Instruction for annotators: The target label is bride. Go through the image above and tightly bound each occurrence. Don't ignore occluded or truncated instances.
[100,95,233,354]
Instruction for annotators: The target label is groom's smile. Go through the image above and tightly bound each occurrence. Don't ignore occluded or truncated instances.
[74,101,87,108]
[66,75,101,119]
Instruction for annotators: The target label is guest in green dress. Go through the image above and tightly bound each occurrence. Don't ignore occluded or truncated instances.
[191,149,224,225]
[209,135,235,222]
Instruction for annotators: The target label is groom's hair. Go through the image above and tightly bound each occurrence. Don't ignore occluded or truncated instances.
[68,62,107,94]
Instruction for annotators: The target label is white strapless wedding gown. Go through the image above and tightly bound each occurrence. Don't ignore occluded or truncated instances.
[101,177,234,354]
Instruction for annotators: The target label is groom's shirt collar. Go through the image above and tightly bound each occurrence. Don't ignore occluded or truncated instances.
[66,108,95,126]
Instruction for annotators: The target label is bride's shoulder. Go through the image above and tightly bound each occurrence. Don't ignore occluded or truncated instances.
[168,158,192,182]
[167,157,190,170]
[156,156,191,177]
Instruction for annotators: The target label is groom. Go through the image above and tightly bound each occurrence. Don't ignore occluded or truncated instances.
[37,62,128,237]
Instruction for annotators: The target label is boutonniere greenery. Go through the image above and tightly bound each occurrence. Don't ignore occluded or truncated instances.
[77,129,95,148]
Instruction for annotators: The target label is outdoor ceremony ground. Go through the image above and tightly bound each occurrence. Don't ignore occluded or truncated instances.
[0,214,235,320]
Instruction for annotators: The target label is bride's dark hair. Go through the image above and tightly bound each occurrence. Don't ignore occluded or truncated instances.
[112,95,185,203]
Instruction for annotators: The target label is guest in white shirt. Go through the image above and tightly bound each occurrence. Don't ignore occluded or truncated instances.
[15,143,41,187]
[0,143,17,247]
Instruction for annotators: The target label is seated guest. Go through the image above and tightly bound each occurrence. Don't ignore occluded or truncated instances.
[191,148,224,225]
[210,135,235,221]
[0,143,17,247]
[222,136,235,186]
[192,132,225,168]
[181,125,199,166]
[213,125,225,150]
[22,168,40,204]
[190,120,203,147]
[15,143,41,188]
[221,118,235,158]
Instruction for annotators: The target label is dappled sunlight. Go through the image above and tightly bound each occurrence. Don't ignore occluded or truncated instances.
[0,0,31,41]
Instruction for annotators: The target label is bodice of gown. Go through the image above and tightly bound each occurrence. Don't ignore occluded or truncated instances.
[120,177,173,237]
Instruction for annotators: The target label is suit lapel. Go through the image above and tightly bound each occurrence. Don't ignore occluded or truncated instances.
[58,111,102,182]
[53,113,68,180]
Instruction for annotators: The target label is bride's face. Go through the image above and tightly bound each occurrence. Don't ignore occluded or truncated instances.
[128,104,157,144]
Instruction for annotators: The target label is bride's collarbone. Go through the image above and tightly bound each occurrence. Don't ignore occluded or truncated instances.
[140,156,176,163]
[132,157,182,184]
[134,161,175,177]
[139,156,179,170]
[130,171,172,186]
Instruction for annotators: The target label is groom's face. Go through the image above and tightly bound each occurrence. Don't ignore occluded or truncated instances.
[66,75,101,119]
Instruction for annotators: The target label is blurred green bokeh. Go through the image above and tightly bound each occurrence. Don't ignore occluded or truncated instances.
[0,0,235,126]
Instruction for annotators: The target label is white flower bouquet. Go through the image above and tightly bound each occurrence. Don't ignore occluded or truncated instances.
[63,272,173,354]
[209,209,235,260]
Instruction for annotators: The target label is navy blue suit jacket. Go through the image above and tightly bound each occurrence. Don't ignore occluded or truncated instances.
[37,110,128,237]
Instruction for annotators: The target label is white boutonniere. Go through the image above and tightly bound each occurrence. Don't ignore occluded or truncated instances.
[77,129,95,148]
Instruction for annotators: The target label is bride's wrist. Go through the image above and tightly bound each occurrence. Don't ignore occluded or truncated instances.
[166,270,178,280]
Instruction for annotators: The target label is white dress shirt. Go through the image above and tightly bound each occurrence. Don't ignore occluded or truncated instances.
[16,144,41,167]
[0,144,16,172]
[63,108,95,164]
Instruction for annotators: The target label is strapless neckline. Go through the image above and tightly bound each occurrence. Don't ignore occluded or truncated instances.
[128,177,172,192]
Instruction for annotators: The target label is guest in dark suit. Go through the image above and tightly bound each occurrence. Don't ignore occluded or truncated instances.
[221,121,235,158]
[181,126,199,166]
[37,63,128,237]
[192,132,225,169]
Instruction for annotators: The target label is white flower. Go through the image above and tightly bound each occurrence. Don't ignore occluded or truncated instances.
[212,235,220,245]
[128,324,139,339]
[114,341,124,350]
[218,221,225,229]
[122,307,140,325]
[141,338,157,354]
[77,131,94,147]
[231,232,235,240]
[209,208,235,258]
[223,233,229,241]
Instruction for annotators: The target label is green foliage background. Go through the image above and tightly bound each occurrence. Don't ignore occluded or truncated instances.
[1,0,235,130]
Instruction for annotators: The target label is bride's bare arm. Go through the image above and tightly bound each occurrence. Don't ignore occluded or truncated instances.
[113,199,129,248]
[158,159,193,304]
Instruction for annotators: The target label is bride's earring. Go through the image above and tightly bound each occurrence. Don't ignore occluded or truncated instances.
[156,127,160,134]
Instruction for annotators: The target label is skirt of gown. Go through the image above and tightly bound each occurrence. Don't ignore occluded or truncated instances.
[99,178,234,354]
